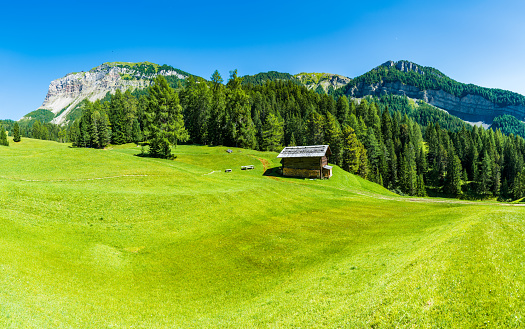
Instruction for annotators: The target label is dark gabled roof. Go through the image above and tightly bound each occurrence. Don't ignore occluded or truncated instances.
[277,145,332,158]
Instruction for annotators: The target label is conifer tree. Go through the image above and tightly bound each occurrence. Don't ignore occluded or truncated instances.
[446,154,463,196]
[305,111,325,145]
[109,89,126,144]
[132,119,143,144]
[416,174,427,197]
[0,125,8,146]
[342,125,361,174]
[324,112,343,165]
[336,95,349,125]
[13,122,20,142]
[144,76,189,158]
[262,112,283,151]
[225,70,257,149]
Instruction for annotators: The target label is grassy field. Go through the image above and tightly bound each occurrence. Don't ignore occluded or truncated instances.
[1,138,525,328]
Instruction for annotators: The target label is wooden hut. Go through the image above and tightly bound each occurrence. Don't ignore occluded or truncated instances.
[277,145,332,179]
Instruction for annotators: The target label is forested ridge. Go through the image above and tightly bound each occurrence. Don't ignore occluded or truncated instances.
[12,70,525,201]
[338,61,525,107]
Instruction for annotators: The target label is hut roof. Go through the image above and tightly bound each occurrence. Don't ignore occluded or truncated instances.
[277,145,332,158]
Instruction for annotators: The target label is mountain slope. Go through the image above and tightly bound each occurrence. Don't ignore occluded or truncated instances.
[28,62,190,125]
[339,60,525,124]
[294,72,350,94]
[241,71,350,94]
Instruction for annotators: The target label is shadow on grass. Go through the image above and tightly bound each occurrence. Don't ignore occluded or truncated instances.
[263,166,312,181]
[263,166,282,177]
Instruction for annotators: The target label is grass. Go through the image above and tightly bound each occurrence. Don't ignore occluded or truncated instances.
[1,138,525,327]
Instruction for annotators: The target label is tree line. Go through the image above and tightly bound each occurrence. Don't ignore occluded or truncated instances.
[15,70,525,201]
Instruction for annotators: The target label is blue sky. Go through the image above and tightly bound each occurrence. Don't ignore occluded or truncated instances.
[1,0,524,120]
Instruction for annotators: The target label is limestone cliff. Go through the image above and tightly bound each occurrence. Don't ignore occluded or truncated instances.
[32,62,189,125]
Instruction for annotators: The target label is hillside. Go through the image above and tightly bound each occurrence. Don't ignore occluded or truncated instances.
[241,71,350,93]
[339,60,525,125]
[25,62,191,125]
[1,139,525,327]
[294,72,351,94]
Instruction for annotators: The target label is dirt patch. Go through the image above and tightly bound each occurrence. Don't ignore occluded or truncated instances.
[257,157,270,171]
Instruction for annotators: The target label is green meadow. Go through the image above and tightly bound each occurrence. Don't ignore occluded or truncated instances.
[1,138,525,328]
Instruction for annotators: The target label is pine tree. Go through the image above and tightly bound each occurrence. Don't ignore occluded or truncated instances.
[225,71,257,149]
[144,76,189,158]
[416,174,427,197]
[305,111,325,145]
[446,154,463,196]
[109,89,126,145]
[0,125,8,146]
[478,151,492,195]
[132,119,143,144]
[335,95,349,125]
[13,122,20,142]
[357,147,369,179]
[364,127,381,175]
[324,112,343,165]
[261,112,283,151]
[342,125,361,174]
[289,133,297,146]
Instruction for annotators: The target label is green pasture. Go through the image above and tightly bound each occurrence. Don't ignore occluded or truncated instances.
[1,138,524,328]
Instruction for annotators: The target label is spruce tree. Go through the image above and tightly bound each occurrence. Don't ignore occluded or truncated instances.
[342,125,361,174]
[262,112,284,151]
[13,122,20,142]
[335,95,349,125]
[305,111,325,145]
[144,75,189,158]
[0,125,8,146]
[324,112,342,165]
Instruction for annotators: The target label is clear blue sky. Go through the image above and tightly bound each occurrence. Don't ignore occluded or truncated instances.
[1,0,524,120]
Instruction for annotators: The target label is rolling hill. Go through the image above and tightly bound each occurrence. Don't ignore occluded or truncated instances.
[1,138,524,327]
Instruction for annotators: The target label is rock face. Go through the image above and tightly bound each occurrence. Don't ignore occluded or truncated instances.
[346,64,525,124]
[36,62,188,125]
[294,73,351,93]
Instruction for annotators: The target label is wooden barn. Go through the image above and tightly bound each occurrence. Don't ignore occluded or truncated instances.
[277,145,333,179]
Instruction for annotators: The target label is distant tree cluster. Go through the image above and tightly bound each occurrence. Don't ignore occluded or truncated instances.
[490,114,525,137]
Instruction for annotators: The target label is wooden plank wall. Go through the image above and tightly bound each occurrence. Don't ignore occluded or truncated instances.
[283,157,322,170]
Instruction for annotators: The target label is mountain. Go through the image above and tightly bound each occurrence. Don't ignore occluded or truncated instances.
[24,60,525,129]
[241,71,350,94]
[294,72,351,94]
[25,62,190,125]
[340,60,525,125]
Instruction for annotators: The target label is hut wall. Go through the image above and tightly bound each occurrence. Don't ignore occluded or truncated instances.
[282,157,321,170]
[283,167,320,178]
[321,156,328,167]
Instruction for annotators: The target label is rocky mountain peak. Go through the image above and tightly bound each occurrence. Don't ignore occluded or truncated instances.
[381,60,425,75]
[32,62,188,125]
